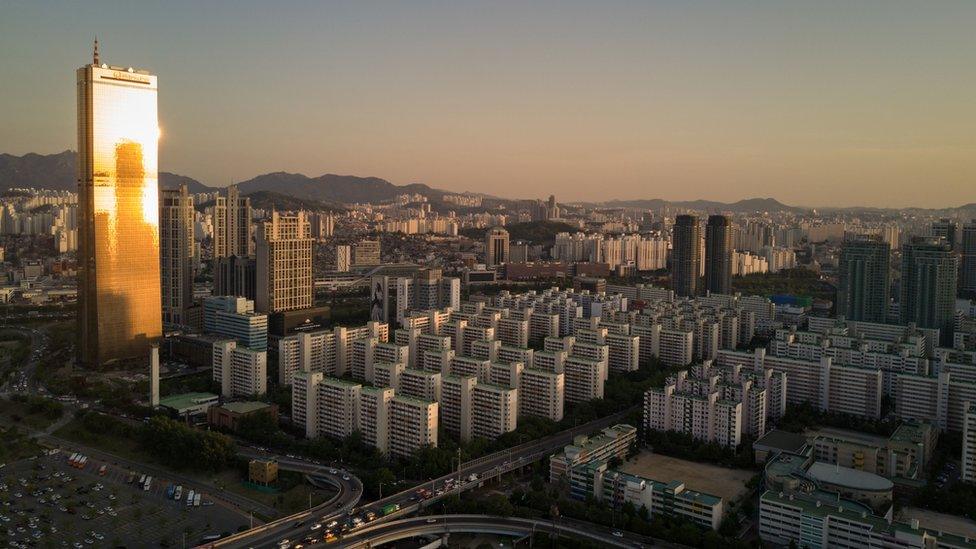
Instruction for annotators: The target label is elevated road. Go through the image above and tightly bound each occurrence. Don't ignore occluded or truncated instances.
[336,514,673,548]
[214,407,637,548]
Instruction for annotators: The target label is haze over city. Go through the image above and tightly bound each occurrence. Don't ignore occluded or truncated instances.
[2,0,974,208]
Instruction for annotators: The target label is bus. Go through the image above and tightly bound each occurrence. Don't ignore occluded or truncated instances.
[199,534,223,544]
[139,474,146,486]
[380,503,400,516]
[173,485,183,501]
[186,490,195,507]
[143,476,152,491]
[193,493,201,507]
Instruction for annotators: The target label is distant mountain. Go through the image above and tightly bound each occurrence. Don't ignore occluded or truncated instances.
[235,171,443,204]
[602,197,807,213]
[0,150,211,193]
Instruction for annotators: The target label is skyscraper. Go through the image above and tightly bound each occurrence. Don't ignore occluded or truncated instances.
[160,183,194,326]
[485,227,510,267]
[255,211,313,313]
[671,215,701,297]
[77,43,163,365]
[704,215,733,295]
[961,220,976,299]
[900,237,958,345]
[213,184,252,259]
[837,234,890,323]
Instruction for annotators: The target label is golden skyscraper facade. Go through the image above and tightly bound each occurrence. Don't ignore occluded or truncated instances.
[77,60,162,365]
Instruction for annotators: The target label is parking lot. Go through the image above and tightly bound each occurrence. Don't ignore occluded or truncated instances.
[0,449,249,548]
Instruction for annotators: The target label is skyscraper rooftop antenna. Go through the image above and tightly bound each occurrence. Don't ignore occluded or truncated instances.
[93,36,99,65]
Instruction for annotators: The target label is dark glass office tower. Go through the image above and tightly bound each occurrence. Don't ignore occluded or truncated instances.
[705,215,733,295]
[671,215,701,297]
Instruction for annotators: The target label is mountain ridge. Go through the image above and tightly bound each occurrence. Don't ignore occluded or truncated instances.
[2,151,975,214]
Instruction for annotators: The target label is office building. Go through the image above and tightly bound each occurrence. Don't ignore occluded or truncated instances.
[837,235,890,323]
[77,48,163,365]
[214,254,257,300]
[485,227,510,267]
[212,185,253,259]
[353,240,381,267]
[570,460,724,530]
[212,340,267,398]
[255,211,313,313]
[202,296,268,351]
[759,490,973,549]
[705,215,732,295]
[549,424,637,482]
[160,184,194,326]
[900,237,958,345]
[671,215,700,297]
[932,218,958,250]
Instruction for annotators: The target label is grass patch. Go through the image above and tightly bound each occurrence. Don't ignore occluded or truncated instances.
[0,396,64,431]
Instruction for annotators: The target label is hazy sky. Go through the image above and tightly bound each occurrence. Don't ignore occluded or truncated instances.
[2,1,974,208]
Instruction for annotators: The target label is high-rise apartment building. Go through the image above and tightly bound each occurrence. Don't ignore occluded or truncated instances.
[255,211,313,313]
[213,185,252,259]
[389,395,438,458]
[704,215,733,295]
[963,403,976,483]
[77,49,163,365]
[369,268,460,326]
[212,340,267,397]
[900,237,958,345]
[160,184,194,326]
[336,244,352,272]
[671,215,700,297]
[309,212,335,241]
[837,234,890,323]
[961,221,976,299]
[471,383,518,439]
[485,227,510,267]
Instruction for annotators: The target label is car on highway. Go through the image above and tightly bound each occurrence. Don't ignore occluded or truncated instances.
[612,530,624,537]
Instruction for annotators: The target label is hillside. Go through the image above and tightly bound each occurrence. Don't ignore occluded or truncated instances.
[236,172,444,205]
[0,151,211,193]
[242,191,345,212]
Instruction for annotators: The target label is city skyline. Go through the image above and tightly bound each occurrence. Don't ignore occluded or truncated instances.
[2,1,975,208]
